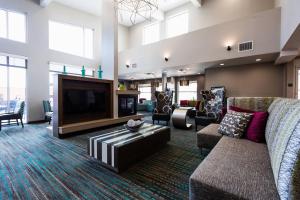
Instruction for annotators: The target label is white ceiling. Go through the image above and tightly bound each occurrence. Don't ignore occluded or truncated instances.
[118,53,279,80]
[53,0,190,26]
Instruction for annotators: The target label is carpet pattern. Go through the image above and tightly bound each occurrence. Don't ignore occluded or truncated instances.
[0,119,205,199]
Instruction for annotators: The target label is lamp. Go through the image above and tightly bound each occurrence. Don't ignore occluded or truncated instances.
[165,57,169,62]
[227,46,232,51]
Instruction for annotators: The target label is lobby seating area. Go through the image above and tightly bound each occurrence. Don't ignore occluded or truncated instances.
[191,97,300,200]
[1,0,300,199]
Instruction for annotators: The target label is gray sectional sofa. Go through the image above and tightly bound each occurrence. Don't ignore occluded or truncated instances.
[190,97,300,200]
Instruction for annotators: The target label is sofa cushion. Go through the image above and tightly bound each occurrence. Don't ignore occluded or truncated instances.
[227,97,276,112]
[197,124,222,149]
[263,98,300,199]
[218,111,253,138]
[229,106,269,143]
[293,154,300,200]
[190,137,280,200]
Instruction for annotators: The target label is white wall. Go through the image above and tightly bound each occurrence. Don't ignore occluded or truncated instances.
[278,0,300,49]
[119,8,281,75]
[118,25,129,52]
[0,0,103,122]
[127,0,275,49]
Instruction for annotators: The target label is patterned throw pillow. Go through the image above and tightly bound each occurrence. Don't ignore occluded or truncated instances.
[218,111,253,138]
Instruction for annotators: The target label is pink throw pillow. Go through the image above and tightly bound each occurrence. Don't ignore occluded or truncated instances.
[229,106,269,143]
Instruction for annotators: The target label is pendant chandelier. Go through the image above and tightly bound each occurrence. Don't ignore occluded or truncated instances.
[115,0,159,25]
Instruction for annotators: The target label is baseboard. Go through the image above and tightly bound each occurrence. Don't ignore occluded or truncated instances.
[27,120,48,124]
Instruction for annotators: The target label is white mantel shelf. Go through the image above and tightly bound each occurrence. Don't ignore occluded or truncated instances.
[116,90,140,95]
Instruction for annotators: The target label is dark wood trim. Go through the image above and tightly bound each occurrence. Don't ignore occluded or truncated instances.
[53,74,114,137]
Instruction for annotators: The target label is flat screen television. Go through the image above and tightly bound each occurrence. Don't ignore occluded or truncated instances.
[63,89,106,113]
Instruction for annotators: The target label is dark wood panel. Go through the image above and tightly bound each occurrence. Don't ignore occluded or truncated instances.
[53,74,114,137]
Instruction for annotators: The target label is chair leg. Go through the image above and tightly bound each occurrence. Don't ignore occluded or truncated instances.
[195,124,198,132]
[20,118,24,128]
[16,119,19,126]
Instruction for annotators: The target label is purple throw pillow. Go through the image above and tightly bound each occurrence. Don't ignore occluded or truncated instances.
[229,106,269,143]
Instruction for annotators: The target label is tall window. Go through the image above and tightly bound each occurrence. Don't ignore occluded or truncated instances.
[0,54,26,118]
[138,84,151,100]
[49,21,94,59]
[0,9,26,43]
[297,68,300,99]
[143,22,160,45]
[166,11,188,38]
[49,62,94,101]
[178,81,197,102]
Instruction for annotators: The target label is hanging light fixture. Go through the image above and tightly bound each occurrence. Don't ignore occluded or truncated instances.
[115,0,159,25]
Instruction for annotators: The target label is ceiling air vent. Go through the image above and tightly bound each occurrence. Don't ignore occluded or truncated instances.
[238,41,253,52]
[131,63,137,68]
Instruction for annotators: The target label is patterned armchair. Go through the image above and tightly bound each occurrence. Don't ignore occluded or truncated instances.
[195,87,226,131]
[203,87,226,120]
[152,91,173,125]
[0,101,25,131]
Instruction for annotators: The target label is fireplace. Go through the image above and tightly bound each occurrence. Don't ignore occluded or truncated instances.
[118,94,137,117]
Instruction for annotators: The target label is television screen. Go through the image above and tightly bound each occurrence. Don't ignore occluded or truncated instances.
[63,89,106,115]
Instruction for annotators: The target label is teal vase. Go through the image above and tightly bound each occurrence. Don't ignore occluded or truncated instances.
[81,66,86,77]
[98,65,103,79]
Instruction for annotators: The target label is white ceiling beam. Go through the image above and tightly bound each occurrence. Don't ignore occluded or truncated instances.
[275,50,299,64]
[152,9,164,21]
[190,0,203,8]
[40,0,53,7]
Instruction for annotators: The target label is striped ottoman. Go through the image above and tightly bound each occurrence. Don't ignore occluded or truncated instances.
[88,123,170,172]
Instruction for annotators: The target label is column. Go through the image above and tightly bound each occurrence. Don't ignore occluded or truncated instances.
[162,72,167,91]
[101,0,118,118]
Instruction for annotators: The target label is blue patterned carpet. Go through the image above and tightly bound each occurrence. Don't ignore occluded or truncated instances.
[0,123,205,199]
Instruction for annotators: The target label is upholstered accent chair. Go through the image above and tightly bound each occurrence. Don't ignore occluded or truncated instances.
[195,87,226,130]
[0,101,25,131]
[152,91,173,125]
[43,100,53,124]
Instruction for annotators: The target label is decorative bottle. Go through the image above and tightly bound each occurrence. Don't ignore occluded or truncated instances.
[81,66,86,77]
[98,65,103,79]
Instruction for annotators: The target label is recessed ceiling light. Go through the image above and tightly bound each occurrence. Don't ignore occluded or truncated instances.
[197,73,201,74]
[256,58,262,62]
[220,63,225,66]
[186,68,190,70]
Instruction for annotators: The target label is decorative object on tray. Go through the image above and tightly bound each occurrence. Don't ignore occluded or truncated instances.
[125,119,144,132]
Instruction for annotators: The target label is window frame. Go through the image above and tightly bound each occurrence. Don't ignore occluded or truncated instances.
[48,20,94,59]
[166,10,189,39]
[142,22,160,45]
[138,83,152,100]
[0,53,27,119]
[177,80,197,102]
[48,62,94,101]
[0,8,27,43]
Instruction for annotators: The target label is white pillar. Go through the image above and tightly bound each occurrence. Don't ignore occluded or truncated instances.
[162,72,167,91]
[101,0,118,118]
